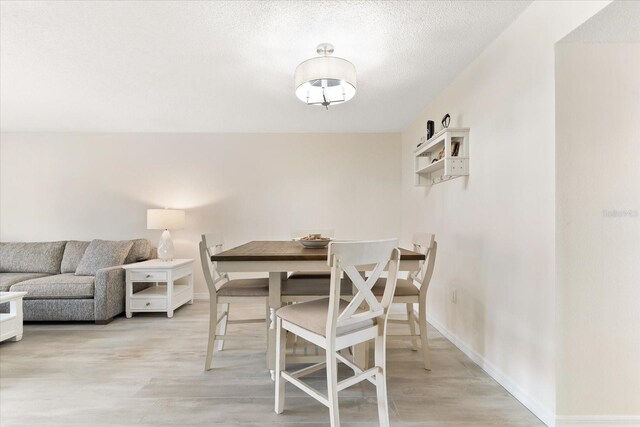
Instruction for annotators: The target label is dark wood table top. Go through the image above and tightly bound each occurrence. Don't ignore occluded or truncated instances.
[211,240,425,262]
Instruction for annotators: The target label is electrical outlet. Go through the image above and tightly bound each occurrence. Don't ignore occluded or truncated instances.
[451,289,458,304]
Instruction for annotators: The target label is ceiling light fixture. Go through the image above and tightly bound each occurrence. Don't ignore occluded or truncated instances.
[294,43,357,109]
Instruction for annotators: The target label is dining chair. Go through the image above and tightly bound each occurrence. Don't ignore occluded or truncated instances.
[284,230,348,357]
[288,229,335,280]
[371,233,437,370]
[200,233,269,371]
[275,239,401,427]
[282,229,343,301]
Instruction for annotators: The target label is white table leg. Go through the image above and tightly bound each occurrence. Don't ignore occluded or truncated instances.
[267,272,284,375]
[188,273,194,304]
[167,277,174,318]
[125,276,133,318]
[10,299,24,342]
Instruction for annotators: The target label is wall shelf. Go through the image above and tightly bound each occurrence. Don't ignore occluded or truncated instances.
[414,127,469,186]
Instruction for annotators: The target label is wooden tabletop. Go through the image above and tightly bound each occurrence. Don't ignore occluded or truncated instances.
[211,240,425,262]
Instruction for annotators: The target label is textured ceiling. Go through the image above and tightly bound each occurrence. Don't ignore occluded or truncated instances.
[562,0,640,43]
[0,1,530,132]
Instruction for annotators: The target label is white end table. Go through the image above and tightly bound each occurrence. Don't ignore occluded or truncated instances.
[123,259,194,318]
[0,292,27,342]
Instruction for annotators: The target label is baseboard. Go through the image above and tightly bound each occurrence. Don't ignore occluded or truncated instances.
[556,416,640,426]
[424,312,556,427]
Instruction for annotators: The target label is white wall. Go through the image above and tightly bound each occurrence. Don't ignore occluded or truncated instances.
[0,133,401,295]
[556,43,640,419]
[400,1,610,425]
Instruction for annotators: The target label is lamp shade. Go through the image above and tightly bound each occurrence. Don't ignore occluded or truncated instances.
[147,209,185,230]
[294,44,356,107]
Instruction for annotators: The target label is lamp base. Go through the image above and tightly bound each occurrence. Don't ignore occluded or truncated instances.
[157,229,175,261]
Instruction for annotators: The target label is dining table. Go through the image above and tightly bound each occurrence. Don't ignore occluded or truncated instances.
[210,240,425,376]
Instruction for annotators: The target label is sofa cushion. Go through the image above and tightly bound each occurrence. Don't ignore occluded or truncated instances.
[0,272,51,292]
[75,240,133,276]
[0,241,66,274]
[124,239,152,264]
[11,274,94,299]
[61,241,90,273]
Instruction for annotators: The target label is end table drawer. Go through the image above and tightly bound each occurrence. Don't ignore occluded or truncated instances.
[130,298,167,310]
[130,271,167,281]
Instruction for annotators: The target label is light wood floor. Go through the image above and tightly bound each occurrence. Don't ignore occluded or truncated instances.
[0,301,543,426]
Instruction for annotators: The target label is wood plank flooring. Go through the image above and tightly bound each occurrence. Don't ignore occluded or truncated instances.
[0,301,544,426]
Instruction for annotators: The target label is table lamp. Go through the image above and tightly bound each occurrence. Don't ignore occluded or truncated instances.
[147,208,185,261]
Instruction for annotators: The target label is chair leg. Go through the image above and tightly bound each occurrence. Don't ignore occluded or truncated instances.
[374,332,390,427]
[274,318,286,414]
[265,303,271,347]
[216,303,230,352]
[418,298,431,370]
[205,297,217,371]
[326,346,340,427]
[406,303,418,351]
[288,326,297,354]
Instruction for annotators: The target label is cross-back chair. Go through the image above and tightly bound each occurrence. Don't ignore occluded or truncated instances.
[283,229,350,301]
[275,239,401,427]
[288,229,335,279]
[200,233,269,371]
[372,232,437,370]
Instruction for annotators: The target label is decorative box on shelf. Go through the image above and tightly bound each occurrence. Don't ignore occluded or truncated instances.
[414,127,469,186]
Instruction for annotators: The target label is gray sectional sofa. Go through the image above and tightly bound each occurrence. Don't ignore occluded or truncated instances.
[0,239,153,324]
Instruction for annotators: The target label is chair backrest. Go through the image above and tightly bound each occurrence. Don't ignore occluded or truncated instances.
[408,233,437,293]
[326,239,400,338]
[199,233,228,295]
[291,229,335,240]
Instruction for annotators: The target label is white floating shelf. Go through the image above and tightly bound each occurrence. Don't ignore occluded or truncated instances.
[414,128,469,186]
[416,158,445,175]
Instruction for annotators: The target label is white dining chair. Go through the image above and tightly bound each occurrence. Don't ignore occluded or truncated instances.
[288,229,335,280]
[200,233,269,371]
[371,233,437,370]
[274,239,401,427]
[283,229,344,301]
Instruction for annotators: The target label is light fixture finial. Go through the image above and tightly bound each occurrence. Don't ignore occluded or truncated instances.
[316,43,334,56]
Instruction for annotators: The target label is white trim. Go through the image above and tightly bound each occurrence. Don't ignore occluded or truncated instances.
[424,312,556,427]
[556,416,640,427]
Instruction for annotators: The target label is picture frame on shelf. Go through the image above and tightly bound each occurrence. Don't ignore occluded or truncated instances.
[451,142,460,157]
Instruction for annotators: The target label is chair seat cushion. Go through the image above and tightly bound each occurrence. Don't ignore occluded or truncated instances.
[218,278,269,297]
[282,278,352,297]
[372,278,419,296]
[11,273,95,299]
[0,273,50,292]
[276,298,374,337]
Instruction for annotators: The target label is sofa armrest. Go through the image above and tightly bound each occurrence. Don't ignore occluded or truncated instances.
[94,265,126,321]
